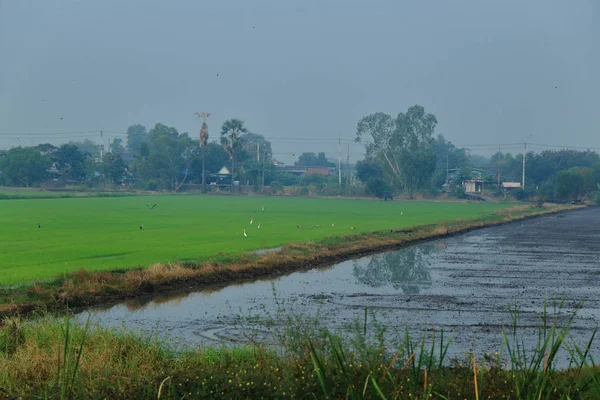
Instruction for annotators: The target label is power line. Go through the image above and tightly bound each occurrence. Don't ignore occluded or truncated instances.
[1,129,600,152]
[0,130,101,137]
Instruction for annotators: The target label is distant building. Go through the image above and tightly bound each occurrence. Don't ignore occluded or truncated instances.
[208,166,232,185]
[306,168,331,176]
[463,179,483,193]
[272,159,285,168]
[502,182,522,189]
[276,165,336,177]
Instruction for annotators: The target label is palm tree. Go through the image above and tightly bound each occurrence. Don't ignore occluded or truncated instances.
[220,119,247,184]
[195,112,211,192]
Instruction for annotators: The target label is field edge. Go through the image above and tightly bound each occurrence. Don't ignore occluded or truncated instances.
[0,203,584,319]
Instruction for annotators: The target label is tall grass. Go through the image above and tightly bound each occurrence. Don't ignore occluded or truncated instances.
[1,302,598,399]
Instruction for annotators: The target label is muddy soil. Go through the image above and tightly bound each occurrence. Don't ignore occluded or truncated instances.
[79,208,600,366]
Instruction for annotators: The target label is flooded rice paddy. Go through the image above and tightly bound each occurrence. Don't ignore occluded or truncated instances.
[80,208,600,364]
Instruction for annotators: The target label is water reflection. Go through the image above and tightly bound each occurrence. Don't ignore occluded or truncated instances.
[353,243,439,293]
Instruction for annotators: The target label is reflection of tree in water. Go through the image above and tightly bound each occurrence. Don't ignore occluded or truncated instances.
[353,244,436,294]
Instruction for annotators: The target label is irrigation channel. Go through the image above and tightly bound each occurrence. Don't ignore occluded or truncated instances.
[78,207,600,366]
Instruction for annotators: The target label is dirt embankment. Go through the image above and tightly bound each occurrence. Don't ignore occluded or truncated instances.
[0,204,583,319]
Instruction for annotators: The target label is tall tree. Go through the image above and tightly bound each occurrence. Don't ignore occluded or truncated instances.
[220,119,248,183]
[0,147,50,187]
[394,106,437,197]
[355,105,437,198]
[133,123,198,191]
[295,152,334,167]
[68,139,100,159]
[195,112,211,192]
[432,135,468,187]
[102,152,127,184]
[355,112,397,182]
[109,138,125,155]
[126,124,148,154]
[54,143,89,180]
[238,133,273,186]
[554,169,585,201]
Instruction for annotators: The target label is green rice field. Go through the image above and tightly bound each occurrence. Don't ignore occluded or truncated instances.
[0,194,514,286]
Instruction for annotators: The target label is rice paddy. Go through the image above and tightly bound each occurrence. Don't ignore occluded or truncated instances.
[0,194,515,286]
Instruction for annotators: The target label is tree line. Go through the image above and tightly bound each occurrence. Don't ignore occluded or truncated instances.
[1,108,599,203]
[353,105,600,203]
[0,120,336,192]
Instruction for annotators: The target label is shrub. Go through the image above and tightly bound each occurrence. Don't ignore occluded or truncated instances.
[365,177,391,199]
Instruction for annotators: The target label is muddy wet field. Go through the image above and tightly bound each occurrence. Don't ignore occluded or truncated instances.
[80,208,600,365]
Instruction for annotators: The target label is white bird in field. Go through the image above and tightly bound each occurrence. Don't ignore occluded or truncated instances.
[258,223,261,229]
[314,224,320,228]
[250,218,253,224]
[139,224,144,230]
[401,211,404,215]
[349,226,356,230]
[297,225,302,229]
[331,222,335,227]
[262,206,265,211]
[243,229,247,237]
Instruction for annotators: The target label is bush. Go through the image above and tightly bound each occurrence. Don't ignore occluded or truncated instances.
[450,184,467,199]
[535,195,545,208]
[270,181,283,195]
[365,178,391,199]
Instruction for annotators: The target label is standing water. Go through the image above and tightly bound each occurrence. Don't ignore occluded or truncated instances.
[79,208,600,363]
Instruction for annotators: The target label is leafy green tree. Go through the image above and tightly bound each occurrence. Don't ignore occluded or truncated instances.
[190,142,230,184]
[365,177,392,199]
[554,169,585,201]
[0,147,51,187]
[302,172,329,190]
[526,150,599,188]
[355,112,397,183]
[126,124,148,154]
[36,143,58,157]
[102,152,127,184]
[132,123,198,191]
[54,143,89,180]
[592,162,600,188]
[355,160,384,183]
[238,133,273,186]
[355,105,437,198]
[431,135,468,187]
[109,138,125,155]
[393,105,437,198]
[295,152,334,167]
[220,119,248,182]
[593,184,600,205]
[68,139,100,159]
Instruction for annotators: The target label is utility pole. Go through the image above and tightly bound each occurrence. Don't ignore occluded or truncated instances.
[346,143,350,195]
[257,142,260,162]
[337,137,342,186]
[446,153,449,185]
[100,130,104,160]
[522,139,527,190]
[497,145,501,187]
[195,112,211,192]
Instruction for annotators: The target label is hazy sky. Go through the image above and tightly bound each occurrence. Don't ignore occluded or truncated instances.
[1,0,598,163]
